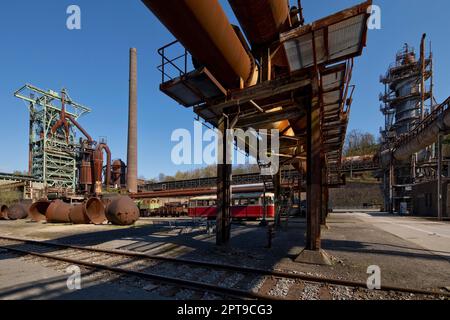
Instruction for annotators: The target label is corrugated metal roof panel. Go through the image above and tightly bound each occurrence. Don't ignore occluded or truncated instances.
[328,14,365,60]
[282,12,366,72]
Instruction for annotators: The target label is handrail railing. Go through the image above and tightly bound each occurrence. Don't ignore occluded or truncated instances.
[157,40,189,84]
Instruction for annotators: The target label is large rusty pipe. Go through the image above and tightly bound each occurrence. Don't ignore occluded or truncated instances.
[69,203,90,224]
[127,48,138,194]
[29,200,51,222]
[69,198,106,225]
[394,116,448,161]
[85,197,107,225]
[228,0,291,48]
[67,115,93,142]
[380,102,450,167]
[142,0,257,88]
[8,203,31,220]
[96,143,112,187]
[105,196,140,226]
[46,200,72,223]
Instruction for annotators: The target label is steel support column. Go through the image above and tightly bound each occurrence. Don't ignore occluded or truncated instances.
[437,133,443,221]
[306,93,322,251]
[389,163,394,214]
[216,116,232,245]
[322,184,329,226]
[320,155,328,226]
[298,173,303,215]
[274,171,282,227]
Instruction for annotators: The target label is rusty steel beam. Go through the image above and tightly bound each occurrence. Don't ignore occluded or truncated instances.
[194,75,310,116]
[305,83,322,251]
[131,184,302,199]
[127,48,138,194]
[216,116,232,245]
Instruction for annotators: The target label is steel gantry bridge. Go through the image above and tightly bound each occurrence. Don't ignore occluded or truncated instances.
[142,0,372,263]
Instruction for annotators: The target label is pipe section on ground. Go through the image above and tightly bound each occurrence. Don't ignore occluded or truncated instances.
[142,0,257,89]
[8,203,30,220]
[86,197,107,225]
[46,200,72,223]
[29,200,51,222]
[69,203,90,224]
[105,196,139,226]
[0,205,9,220]
[69,198,106,225]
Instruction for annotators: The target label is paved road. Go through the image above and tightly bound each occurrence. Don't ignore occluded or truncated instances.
[346,212,450,261]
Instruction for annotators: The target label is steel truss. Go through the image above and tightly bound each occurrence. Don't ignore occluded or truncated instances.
[14,84,91,192]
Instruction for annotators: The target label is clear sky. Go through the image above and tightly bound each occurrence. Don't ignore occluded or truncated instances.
[0,0,449,179]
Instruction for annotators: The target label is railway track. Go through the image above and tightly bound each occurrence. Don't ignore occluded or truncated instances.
[0,235,448,300]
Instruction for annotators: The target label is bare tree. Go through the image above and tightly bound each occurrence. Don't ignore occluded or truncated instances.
[344,130,379,157]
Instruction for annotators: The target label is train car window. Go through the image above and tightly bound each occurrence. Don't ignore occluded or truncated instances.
[233,199,240,206]
[240,199,249,205]
[208,200,215,206]
[249,198,258,205]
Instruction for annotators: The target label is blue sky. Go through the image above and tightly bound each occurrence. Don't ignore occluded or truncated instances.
[0,0,449,179]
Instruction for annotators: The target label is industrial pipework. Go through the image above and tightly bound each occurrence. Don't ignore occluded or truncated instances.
[381,97,450,166]
[142,0,258,89]
[228,0,291,49]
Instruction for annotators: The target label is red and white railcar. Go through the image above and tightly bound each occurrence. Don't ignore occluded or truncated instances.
[188,192,275,220]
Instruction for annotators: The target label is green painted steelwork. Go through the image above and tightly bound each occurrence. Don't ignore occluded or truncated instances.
[14,84,92,192]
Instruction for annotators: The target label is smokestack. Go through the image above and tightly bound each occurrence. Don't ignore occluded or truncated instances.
[127,48,138,193]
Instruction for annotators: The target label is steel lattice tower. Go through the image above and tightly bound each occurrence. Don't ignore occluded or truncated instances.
[14,84,91,193]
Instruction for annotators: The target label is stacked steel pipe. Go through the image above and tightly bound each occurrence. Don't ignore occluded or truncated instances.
[29,200,51,222]
[25,196,139,226]
[46,200,72,223]
[105,196,140,226]
[69,197,106,225]
[8,202,31,220]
